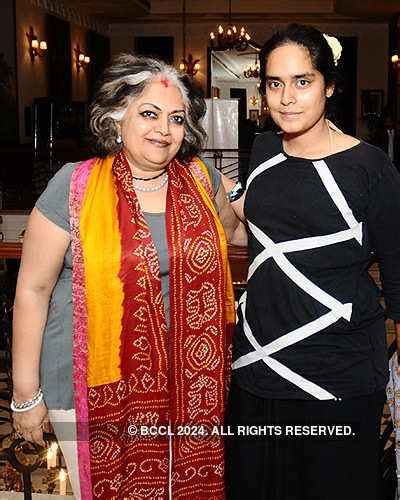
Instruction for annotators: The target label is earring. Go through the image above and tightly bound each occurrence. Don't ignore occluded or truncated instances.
[116,134,122,144]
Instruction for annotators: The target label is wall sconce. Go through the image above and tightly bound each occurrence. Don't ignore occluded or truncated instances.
[249,96,259,106]
[391,54,399,69]
[179,0,200,76]
[179,54,200,77]
[26,27,47,62]
[74,44,90,73]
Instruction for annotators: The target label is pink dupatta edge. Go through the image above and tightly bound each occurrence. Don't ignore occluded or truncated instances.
[69,157,97,499]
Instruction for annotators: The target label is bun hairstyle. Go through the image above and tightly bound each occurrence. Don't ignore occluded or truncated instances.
[259,24,341,117]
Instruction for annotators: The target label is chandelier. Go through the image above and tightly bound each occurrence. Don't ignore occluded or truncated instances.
[179,53,200,76]
[243,53,260,79]
[209,0,252,51]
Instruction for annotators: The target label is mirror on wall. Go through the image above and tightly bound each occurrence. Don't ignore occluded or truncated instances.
[207,43,264,128]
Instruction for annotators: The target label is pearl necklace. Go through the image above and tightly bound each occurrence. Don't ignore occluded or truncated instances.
[133,173,168,192]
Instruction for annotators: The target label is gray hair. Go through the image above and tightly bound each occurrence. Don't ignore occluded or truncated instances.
[89,53,207,159]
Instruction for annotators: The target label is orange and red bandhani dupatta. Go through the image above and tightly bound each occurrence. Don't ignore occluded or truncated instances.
[69,151,235,499]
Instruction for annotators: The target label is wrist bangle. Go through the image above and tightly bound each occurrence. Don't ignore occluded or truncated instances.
[11,388,44,413]
[226,181,245,203]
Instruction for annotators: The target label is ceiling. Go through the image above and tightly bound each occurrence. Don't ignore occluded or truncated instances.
[62,0,400,24]
[63,0,151,23]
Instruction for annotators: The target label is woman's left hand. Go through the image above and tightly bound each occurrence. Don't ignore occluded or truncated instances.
[12,400,50,446]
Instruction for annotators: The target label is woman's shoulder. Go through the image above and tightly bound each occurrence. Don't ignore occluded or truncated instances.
[252,130,281,150]
[47,157,103,192]
[247,131,282,175]
[331,132,388,163]
[331,133,397,186]
[47,160,85,188]
[35,158,100,233]
[332,132,360,151]
[250,131,282,159]
[191,156,221,196]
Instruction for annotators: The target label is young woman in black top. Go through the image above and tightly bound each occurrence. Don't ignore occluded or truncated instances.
[223,24,400,500]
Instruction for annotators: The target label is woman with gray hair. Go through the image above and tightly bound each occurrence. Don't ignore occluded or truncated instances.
[11,54,246,499]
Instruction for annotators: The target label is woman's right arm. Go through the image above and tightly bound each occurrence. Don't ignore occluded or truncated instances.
[12,208,70,444]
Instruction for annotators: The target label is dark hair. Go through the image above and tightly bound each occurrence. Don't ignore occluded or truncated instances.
[89,53,206,160]
[178,75,207,161]
[259,24,340,116]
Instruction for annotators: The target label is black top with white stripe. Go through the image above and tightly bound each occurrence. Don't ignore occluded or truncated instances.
[232,131,400,399]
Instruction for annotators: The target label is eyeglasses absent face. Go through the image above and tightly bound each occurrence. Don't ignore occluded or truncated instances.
[119,79,186,173]
[265,43,333,136]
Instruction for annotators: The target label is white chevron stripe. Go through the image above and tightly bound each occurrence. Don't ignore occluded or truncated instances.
[233,310,338,368]
[278,223,362,253]
[257,355,336,400]
[248,223,363,280]
[235,155,361,400]
[234,296,336,400]
[248,220,352,321]
[312,160,363,244]
[237,291,261,352]
[246,153,286,189]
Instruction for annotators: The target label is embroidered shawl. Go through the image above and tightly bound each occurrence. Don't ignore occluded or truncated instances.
[70,152,235,499]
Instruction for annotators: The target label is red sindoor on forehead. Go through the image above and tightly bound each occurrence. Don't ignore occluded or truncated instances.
[160,78,169,88]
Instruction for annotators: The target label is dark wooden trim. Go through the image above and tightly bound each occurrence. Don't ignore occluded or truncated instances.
[0,241,22,259]
[228,244,248,284]
[0,242,248,268]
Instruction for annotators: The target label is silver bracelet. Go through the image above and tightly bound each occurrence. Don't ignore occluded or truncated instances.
[11,388,44,413]
[226,181,245,203]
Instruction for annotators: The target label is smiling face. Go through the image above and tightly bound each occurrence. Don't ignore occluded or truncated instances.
[265,43,333,136]
[119,79,186,173]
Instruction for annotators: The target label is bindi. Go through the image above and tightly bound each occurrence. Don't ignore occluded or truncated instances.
[160,78,169,88]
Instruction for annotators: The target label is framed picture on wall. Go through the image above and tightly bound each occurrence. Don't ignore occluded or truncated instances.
[361,90,384,119]
[249,110,259,123]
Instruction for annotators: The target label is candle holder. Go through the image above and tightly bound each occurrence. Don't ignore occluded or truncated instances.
[26,27,47,62]
[74,44,90,73]
[0,431,58,496]
[45,468,57,494]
